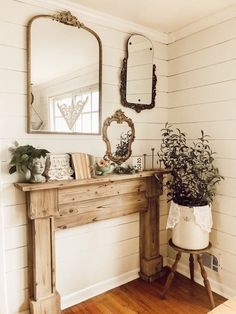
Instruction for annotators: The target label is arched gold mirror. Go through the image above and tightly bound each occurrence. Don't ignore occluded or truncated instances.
[27,11,102,134]
[120,34,156,113]
[102,110,135,165]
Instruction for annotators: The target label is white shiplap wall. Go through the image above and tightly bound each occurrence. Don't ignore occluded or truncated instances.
[0,0,168,313]
[168,15,236,298]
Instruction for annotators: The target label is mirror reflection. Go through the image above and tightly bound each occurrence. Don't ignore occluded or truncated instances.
[120,34,156,113]
[102,110,135,165]
[108,121,133,159]
[28,12,102,134]
[126,35,153,104]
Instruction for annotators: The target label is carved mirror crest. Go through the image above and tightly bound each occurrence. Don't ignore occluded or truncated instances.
[102,110,135,165]
[27,11,102,134]
[120,34,157,113]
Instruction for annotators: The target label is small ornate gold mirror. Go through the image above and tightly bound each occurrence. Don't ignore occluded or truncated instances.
[102,110,135,165]
[120,34,156,113]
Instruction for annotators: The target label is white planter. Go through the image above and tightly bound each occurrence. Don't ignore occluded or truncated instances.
[172,204,210,250]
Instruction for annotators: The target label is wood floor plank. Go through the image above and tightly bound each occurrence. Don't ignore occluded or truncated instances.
[63,272,226,313]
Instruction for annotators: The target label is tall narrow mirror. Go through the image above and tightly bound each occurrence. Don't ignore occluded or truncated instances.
[120,34,156,113]
[27,11,102,134]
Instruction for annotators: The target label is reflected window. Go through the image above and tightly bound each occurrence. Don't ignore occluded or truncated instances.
[49,84,99,133]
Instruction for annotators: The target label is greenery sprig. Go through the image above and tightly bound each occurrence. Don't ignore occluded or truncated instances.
[9,141,49,174]
[158,123,223,206]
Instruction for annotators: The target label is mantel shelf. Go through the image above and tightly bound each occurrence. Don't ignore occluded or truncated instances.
[14,169,170,192]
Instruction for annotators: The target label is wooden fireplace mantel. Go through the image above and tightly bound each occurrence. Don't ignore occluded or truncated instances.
[15,169,169,314]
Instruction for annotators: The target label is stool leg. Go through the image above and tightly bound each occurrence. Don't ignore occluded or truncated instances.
[189,253,194,281]
[197,254,215,309]
[162,251,182,299]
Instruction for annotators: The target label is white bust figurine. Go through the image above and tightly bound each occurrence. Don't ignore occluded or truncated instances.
[29,158,46,183]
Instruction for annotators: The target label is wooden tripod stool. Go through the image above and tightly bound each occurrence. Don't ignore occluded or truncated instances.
[162,239,215,309]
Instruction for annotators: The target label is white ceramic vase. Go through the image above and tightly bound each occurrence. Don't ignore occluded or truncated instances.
[172,204,210,250]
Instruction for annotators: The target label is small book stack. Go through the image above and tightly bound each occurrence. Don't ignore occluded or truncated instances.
[71,153,94,179]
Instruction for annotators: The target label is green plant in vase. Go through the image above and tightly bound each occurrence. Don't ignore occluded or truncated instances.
[157,123,223,249]
[9,141,49,182]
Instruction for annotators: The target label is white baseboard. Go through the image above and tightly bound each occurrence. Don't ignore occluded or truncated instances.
[61,256,168,309]
[61,268,140,309]
[167,258,235,300]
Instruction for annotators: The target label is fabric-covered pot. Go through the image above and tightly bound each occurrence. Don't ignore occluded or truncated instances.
[167,201,212,250]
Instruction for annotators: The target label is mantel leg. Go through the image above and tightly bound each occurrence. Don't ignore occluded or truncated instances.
[27,189,61,314]
[139,176,164,282]
[28,217,61,314]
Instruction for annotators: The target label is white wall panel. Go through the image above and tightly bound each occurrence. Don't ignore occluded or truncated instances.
[0,0,168,313]
[169,16,236,299]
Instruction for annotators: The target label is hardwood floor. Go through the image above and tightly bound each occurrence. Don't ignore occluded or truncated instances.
[63,271,226,314]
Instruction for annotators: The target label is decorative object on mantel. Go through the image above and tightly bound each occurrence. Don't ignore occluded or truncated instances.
[120,34,157,113]
[132,156,143,171]
[113,165,139,174]
[8,141,49,183]
[102,109,135,165]
[95,156,112,175]
[158,123,224,250]
[71,153,94,179]
[57,97,88,130]
[44,153,74,181]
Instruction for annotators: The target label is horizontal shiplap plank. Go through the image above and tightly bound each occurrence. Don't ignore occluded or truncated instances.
[3,204,27,228]
[169,59,236,92]
[5,246,28,272]
[0,46,26,71]
[0,0,52,26]
[4,225,27,250]
[213,195,236,217]
[0,21,25,48]
[215,158,236,179]
[168,80,236,107]
[0,93,26,117]
[0,117,165,140]
[6,267,28,292]
[211,229,236,255]
[169,38,236,76]
[169,100,236,123]
[169,18,236,59]
[212,212,236,236]
[163,120,236,140]
[210,140,236,160]
[0,69,26,94]
[1,183,25,206]
[7,287,29,313]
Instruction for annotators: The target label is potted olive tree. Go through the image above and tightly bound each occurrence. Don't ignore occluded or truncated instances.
[158,123,223,249]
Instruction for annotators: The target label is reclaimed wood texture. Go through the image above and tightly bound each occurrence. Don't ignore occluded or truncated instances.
[56,192,147,229]
[14,170,169,192]
[58,178,146,204]
[139,176,164,281]
[28,217,61,313]
[30,291,61,314]
[63,272,226,314]
[16,171,165,313]
[27,189,58,219]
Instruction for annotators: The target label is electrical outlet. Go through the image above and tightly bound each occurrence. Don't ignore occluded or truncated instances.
[202,252,221,272]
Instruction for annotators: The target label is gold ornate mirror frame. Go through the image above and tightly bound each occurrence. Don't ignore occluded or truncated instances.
[102,110,135,165]
[27,11,102,134]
